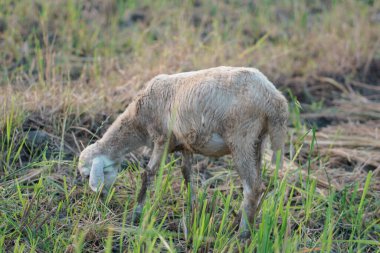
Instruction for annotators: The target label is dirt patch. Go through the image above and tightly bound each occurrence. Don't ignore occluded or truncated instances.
[280,58,380,107]
[357,58,380,85]
[305,121,380,173]
[1,111,116,171]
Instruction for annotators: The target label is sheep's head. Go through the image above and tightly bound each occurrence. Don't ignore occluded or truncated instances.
[78,143,119,193]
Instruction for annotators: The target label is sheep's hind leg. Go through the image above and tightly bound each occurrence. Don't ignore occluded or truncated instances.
[231,133,265,239]
[133,143,165,224]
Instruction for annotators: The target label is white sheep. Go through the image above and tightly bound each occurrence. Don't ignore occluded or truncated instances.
[78,66,288,236]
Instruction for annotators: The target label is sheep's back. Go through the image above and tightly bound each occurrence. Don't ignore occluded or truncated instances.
[141,67,286,149]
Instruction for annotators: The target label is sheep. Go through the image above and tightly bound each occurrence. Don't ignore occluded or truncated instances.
[78,66,288,236]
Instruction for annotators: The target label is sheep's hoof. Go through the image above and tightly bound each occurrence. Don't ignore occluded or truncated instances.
[238,230,251,240]
[231,211,242,230]
[188,196,196,212]
[132,206,142,225]
[100,189,109,197]
[132,212,141,225]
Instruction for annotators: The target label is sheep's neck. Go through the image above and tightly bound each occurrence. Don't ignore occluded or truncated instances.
[97,114,146,161]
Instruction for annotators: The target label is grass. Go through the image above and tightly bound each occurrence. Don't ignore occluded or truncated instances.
[0,132,378,252]
[1,98,379,252]
[1,0,380,252]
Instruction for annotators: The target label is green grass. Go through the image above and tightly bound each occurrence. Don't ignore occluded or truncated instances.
[0,104,379,252]
[1,0,380,252]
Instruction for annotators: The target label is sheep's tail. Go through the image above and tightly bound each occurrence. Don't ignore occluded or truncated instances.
[267,95,288,169]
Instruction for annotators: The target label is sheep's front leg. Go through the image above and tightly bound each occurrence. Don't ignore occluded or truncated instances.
[181,151,195,206]
[134,143,165,223]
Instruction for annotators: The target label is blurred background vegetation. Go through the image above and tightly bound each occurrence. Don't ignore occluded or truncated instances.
[1,0,378,110]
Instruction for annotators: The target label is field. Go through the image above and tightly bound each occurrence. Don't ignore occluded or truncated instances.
[1,0,379,252]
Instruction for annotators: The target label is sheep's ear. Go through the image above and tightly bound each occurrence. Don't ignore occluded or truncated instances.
[89,157,105,192]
